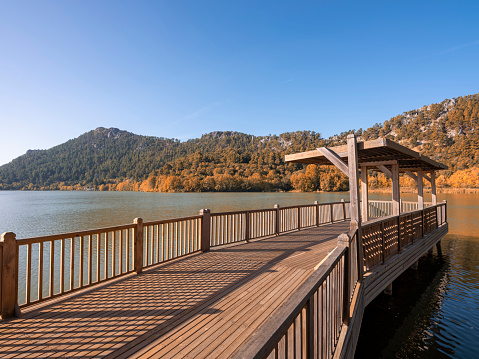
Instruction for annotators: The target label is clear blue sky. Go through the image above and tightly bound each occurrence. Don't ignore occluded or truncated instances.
[1,1,478,165]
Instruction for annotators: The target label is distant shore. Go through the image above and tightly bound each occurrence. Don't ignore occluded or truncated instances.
[3,187,479,194]
[368,187,479,194]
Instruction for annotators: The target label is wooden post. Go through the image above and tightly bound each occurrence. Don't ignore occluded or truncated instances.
[314,201,319,226]
[384,282,392,296]
[347,135,361,226]
[350,220,363,281]
[338,233,350,325]
[274,204,280,236]
[392,163,400,215]
[1,232,18,319]
[380,221,386,264]
[417,170,424,210]
[330,203,334,223]
[133,218,143,274]
[297,206,301,231]
[431,171,437,205]
[200,209,211,252]
[341,199,346,220]
[245,211,250,242]
[436,240,442,256]
[443,200,447,223]
[347,135,363,280]
[360,166,369,222]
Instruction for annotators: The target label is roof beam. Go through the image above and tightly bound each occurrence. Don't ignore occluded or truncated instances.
[377,165,392,179]
[359,160,397,167]
[317,147,349,176]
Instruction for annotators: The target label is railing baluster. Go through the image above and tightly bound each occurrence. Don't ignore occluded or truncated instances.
[70,238,74,291]
[26,243,32,304]
[38,242,43,300]
[88,235,93,285]
[50,240,54,296]
[79,236,84,288]
[60,238,65,294]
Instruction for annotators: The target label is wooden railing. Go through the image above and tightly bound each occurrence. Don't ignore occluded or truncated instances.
[210,201,350,248]
[368,200,433,218]
[232,201,447,359]
[232,225,361,359]
[0,200,350,318]
[14,223,136,309]
[362,202,447,271]
[142,215,202,268]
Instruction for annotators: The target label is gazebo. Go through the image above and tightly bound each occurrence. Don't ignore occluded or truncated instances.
[285,135,447,226]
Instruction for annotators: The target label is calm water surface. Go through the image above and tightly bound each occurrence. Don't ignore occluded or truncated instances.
[1,191,478,358]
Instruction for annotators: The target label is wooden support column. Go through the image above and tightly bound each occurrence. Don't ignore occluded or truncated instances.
[347,135,361,227]
[347,135,363,281]
[384,282,393,296]
[417,170,424,210]
[360,166,369,222]
[436,241,442,256]
[391,163,400,215]
[431,171,437,205]
[314,201,320,226]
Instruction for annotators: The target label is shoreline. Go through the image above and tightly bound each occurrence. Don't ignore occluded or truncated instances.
[2,187,479,194]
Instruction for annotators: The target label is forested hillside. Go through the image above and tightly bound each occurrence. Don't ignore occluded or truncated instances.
[1,93,478,192]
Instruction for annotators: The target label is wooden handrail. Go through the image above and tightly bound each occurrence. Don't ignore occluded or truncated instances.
[231,246,347,359]
[16,223,136,245]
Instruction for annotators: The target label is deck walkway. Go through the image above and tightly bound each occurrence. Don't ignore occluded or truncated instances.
[0,221,350,359]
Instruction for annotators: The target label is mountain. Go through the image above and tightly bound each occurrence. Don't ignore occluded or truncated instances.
[1,93,478,191]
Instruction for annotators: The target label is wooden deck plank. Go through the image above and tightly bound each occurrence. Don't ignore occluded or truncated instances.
[157,267,308,359]
[1,222,348,358]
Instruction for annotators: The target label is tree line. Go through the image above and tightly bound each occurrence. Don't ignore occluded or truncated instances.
[1,93,478,192]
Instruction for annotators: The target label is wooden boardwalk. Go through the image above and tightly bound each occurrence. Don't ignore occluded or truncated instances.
[0,221,350,359]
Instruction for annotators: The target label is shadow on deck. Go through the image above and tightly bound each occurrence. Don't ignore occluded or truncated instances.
[0,221,350,359]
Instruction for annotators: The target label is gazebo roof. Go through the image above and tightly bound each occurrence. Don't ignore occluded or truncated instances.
[285,137,447,172]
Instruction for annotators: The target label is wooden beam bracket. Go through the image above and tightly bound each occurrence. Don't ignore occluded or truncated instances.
[376,165,392,179]
[317,147,349,176]
[405,171,418,182]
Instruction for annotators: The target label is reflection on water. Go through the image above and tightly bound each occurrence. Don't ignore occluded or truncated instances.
[1,191,478,357]
[356,193,479,358]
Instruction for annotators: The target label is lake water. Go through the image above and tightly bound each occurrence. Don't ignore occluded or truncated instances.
[1,191,478,358]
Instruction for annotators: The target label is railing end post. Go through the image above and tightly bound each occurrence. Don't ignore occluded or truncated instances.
[200,209,211,252]
[133,218,143,274]
[337,233,350,247]
[1,232,19,319]
[314,201,319,226]
[350,219,358,232]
